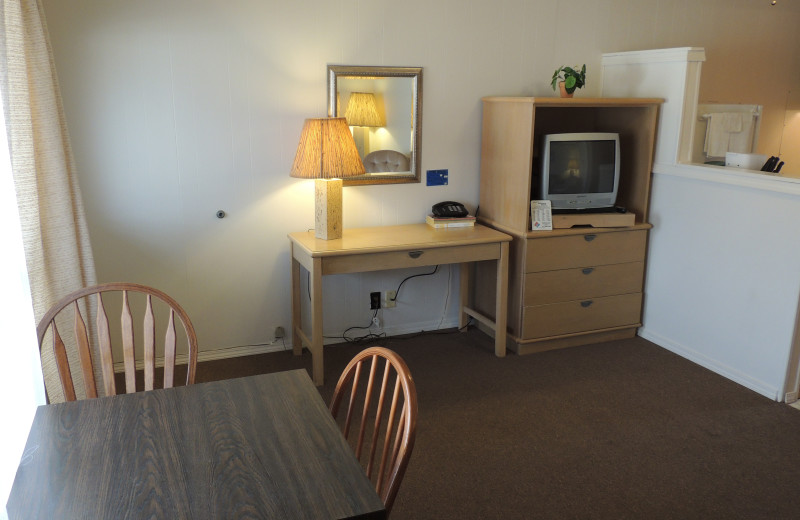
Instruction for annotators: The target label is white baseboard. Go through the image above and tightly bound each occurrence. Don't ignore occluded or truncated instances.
[322,317,459,346]
[113,342,289,372]
[639,328,781,401]
[113,317,460,373]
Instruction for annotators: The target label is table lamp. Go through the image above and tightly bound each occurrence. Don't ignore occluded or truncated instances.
[290,117,365,240]
[344,92,385,157]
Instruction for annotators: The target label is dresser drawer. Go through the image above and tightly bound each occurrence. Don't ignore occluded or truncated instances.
[521,293,643,339]
[525,230,647,272]
[524,261,644,306]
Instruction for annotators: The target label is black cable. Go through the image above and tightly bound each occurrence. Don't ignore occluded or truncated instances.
[390,265,439,303]
[340,308,378,335]
[323,308,475,348]
[308,262,441,306]
[385,316,475,341]
[306,261,456,342]
[331,309,389,344]
[342,331,387,344]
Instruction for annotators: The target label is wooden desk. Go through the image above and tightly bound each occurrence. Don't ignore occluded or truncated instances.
[6,370,385,519]
[288,223,511,385]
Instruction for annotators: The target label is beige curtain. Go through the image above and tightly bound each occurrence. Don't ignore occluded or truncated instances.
[0,0,96,402]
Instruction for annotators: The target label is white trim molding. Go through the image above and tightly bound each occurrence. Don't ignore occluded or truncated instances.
[113,317,460,372]
[653,162,800,196]
[602,47,706,65]
[639,330,781,401]
[113,342,289,373]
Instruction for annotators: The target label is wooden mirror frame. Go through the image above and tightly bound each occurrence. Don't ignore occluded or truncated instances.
[327,65,422,186]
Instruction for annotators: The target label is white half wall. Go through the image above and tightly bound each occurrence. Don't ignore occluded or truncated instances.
[601,47,705,165]
[641,164,800,400]
[601,47,800,401]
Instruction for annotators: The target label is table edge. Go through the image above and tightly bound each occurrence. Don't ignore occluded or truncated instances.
[288,223,511,258]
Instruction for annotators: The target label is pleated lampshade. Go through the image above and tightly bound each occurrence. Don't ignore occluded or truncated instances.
[290,117,365,240]
[290,117,366,180]
[344,92,385,127]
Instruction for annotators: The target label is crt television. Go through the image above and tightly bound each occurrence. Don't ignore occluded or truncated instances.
[538,132,620,211]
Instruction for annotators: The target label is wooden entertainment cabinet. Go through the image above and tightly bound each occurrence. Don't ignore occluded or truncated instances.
[475,97,662,354]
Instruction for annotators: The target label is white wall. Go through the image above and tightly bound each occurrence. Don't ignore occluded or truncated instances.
[41,0,800,359]
[602,48,800,401]
[642,165,800,400]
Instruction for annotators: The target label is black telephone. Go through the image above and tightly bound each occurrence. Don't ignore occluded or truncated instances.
[432,201,469,218]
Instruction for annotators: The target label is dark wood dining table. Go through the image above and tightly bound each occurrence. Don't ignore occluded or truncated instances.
[6,369,386,519]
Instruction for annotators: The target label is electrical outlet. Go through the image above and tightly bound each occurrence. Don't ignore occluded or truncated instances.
[274,326,285,339]
[372,315,382,328]
[370,291,381,310]
[384,290,397,308]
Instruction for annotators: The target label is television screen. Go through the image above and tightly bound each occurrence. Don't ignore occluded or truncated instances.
[547,141,617,194]
[539,133,620,210]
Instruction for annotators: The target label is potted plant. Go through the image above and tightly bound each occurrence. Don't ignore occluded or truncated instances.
[551,65,586,97]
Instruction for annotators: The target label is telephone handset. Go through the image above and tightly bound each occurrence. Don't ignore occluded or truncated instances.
[432,201,469,218]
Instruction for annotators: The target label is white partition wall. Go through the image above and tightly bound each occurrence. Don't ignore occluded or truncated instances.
[601,48,800,401]
[601,48,705,166]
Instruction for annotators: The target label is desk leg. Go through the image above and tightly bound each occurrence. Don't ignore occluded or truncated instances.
[459,262,470,329]
[309,257,324,386]
[290,247,303,356]
[494,241,509,357]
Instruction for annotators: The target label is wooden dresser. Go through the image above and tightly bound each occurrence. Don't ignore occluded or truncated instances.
[475,97,662,354]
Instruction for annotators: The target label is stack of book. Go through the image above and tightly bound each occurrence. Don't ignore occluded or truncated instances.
[425,213,476,229]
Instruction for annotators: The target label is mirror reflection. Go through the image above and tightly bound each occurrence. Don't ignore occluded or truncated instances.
[328,65,422,185]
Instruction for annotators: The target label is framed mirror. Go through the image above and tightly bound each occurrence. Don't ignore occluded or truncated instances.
[327,65,422,185]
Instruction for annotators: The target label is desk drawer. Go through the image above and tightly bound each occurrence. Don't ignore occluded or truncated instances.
[521,293,642,339]
[524,262,644,306]
[322,242,500,275]
[525,230,647,272]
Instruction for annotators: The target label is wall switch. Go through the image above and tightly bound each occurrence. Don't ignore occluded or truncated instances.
[426,169,448,186]
[384,290,397,308]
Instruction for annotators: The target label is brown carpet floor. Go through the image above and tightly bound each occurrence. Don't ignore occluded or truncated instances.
[192,330,800,520]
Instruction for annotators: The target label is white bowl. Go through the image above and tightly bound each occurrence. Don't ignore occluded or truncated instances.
[725,152,767,170]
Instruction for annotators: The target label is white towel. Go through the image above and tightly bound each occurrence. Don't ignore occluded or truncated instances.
[721,113,742,132]
[704,113,745,158]
[727,114,755,154]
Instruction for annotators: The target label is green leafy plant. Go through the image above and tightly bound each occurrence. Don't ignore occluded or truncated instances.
[551,64,586,94]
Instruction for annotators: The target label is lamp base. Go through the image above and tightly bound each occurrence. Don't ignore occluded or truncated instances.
[314,178,343,240]
[352,126,369,158]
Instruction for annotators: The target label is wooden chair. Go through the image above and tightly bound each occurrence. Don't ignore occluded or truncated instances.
[329,347,418,515]
[37,282,198,402]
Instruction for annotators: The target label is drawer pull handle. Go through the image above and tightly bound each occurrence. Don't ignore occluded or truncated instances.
[584,234,597,242]
[408,251,424,259]
[580,300,594,308]
[582,267,595,275]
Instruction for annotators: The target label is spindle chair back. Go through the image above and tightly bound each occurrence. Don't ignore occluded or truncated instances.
[329,347,417,515]
[37,282,198,402]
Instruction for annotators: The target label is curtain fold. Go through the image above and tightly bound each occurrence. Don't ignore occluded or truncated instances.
[0,0,96,402]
